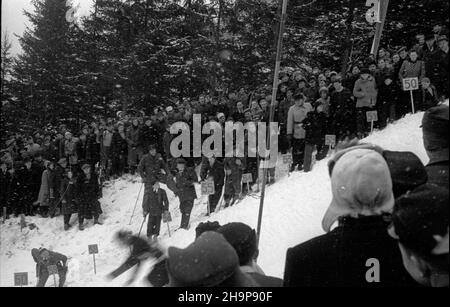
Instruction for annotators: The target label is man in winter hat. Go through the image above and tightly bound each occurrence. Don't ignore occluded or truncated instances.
[283,148,418,287]
[31,248,68,287]
[217,222,283,287]
[421,105,449,189]
[167,232,258,287]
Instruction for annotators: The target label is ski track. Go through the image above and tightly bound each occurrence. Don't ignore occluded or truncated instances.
[0,111,431,286]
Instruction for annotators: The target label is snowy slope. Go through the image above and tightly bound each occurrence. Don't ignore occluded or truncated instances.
[0,111,430,287]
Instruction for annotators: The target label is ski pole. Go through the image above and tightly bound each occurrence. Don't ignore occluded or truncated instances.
[166,221,171,237]
[138,215,147,237]
[129,182,144,225]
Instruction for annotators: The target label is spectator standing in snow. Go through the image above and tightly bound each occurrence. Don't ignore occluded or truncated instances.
[143,182,169,241]
[76,163,103,230]
[200,156,225,214]
[286,93,313,172]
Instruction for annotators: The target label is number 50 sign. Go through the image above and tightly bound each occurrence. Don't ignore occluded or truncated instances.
[402,77,419,91]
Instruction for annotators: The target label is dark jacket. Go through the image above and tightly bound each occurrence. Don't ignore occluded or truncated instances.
[143,188,169,217]
[200,158,225,189]
[139,125,161,153]
[283,215,419,287]
[174,167,198,202]
[303,110,328,145]
[426,149,449,189]
[138,153,168,185]
[111,131,128,158]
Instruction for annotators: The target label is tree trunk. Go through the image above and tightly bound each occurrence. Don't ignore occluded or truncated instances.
[340,0,356,76]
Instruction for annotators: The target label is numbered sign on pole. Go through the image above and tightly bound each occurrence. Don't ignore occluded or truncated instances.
[88,244,99,255]
[402,77,419,91]
[325,135,336,147]
[365,0,381,24]
[201,180,215,195]
[14,272,28,287]
[366,111,379,122]
[242,173,253,184]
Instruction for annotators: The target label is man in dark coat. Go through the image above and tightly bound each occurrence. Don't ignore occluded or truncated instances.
[422,105,449,189]
[217,223,283,287]
[60,169,78,231]
[200,156,224,214]
[143,182,169,240]
[31,248,68,287]
[172,158,198,229]
[76,164,102,230]
[139,118,162,155]
[329,79,355,140]
[283,148,418,287]
[48,158,67,218]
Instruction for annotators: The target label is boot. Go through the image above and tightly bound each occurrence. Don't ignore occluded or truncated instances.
[79,223,84,231]
[94,218,102,225]
[64,224,70,231]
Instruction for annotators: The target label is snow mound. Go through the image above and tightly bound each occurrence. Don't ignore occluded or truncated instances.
[0,111,429,286]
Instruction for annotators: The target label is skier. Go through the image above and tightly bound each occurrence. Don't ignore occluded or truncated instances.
[31,248,68,287]
[143,182,169,241]
[76,163,102,230]
[168,158,196,229]
[107,230,164,286]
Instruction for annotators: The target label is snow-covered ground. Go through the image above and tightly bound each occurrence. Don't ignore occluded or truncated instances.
[0,111,429,287]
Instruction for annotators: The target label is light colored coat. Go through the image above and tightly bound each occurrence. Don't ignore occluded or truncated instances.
[287,103,313,139]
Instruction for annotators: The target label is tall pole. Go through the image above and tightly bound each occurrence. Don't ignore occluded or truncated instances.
[256,0,288,248]
[370,0,389,56]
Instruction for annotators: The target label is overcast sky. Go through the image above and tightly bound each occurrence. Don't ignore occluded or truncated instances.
[1,0,93,56]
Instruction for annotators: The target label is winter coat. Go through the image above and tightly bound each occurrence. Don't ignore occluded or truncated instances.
[138,153,168,186]
[223,157,246,196]
[378,82,400,107]
[173,167,198,202]
[32,248,67,279]
[286,103,313,139]
[303,110,328,145]
[143,188,169,217]
[60,177,78,215]
[63,138,79,165]
[85,133,100,164]
[314,97,330,117]
[353,76,378,108]
[5,172,21,210]
[304,86,319,103]
[76,173,102,219]
[398,59,426,82]
[283,215,419,287]
[200,158,225,189]
[278,97,294,126]
[111,132,128,158]
[162,131,173,161]
[126,126,141,149]
[425,149,449,189]
[16,164,38,205]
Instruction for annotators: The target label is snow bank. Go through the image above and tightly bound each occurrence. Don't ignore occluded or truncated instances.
[0,111,429,286]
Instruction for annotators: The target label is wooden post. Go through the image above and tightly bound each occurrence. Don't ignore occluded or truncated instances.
[257,0,289,248]
[410,90,415,114]
[3,207,6,223]
[93,254,96,275]
[53,274,57,287]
